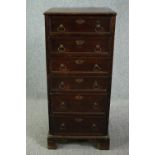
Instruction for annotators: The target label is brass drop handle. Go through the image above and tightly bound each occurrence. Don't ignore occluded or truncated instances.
[60,101,65,106]
[59,64,67,71]
[93,64,102,71]
[60,102,65,106]
[58,44,65,53]
[59,81,65,89]
[59,102,66,109]
[94,44,102,52]
[74,118,83,122]
[93,80,107,91]
[93,102,98,106]
[75,78,84,84]
[91,123,97,129]
[59,123,65,130]
[75,59,84,64]
[95,23,104,32]
[93,80,99,89]
[75,95,83,100]
[57,24,66,32]
[92,102,99,109]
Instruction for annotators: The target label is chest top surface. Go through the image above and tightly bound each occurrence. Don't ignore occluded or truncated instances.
[44,7,116,15]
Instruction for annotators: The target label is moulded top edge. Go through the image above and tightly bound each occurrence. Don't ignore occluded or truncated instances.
[44,7,117,15]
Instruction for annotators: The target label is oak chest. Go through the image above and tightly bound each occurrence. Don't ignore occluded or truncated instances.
[44,7,116,149]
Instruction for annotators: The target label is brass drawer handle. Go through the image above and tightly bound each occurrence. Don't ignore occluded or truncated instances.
[91,123,97,129]
[58,44,65,53]
[60,101,65,107]
[75,19,85,24]
[57,24,66,32]
[75,59,84,64]
[95,24,104,32]
[92,102,99,109]
[93,64,102,71]
[75,40,85,46]
[59,123,65,130]
[59,102,66,109]
[74,118,83,122]
[93,81,107,91]
[75,78,84,83]
[94,45,102,52]
[59,81,65,89]
[60,101,65,106]
[75,95,83,100]
[59,64,67,71]
[93,80,99,89]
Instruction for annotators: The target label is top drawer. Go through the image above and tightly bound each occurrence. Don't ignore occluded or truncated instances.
[48,16,111,33]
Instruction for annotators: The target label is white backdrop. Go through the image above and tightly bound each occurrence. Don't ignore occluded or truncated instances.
[26,0,129,100]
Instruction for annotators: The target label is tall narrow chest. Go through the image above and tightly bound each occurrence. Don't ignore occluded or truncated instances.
[44,7,116,149]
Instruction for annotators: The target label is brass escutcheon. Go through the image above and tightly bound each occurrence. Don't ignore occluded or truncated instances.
[75,40,85,46]
[74,118,83,122]
[75,19,85,24]
[75,95,83,100]
[75,78,84,83]
[75,59,84,64]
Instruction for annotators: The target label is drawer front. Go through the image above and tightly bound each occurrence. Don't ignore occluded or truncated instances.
[48,36,111,55]
[48,16,111,33]
[49,115,108,135]
[49,93,109,113]
[49,57,111,74]
[49,76,109,92]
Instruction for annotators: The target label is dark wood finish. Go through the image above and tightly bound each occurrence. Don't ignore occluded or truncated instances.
[49,92,109,113]
[44,7,116,149]
[47,134,110,150]
[48,16,111,33]
[49,75,110,91]
[49,57,112,74]
[49,115,108,135]
[48,36,112,55]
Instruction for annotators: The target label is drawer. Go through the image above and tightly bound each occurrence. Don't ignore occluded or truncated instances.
[49,93,109,113]
[49,57,111,74]
[48,36,111,55]
[48,16,111,33]
[49,115,108,135]
[49,75,110,92]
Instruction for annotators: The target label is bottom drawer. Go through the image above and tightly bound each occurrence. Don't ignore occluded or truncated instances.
[49,115,108,136]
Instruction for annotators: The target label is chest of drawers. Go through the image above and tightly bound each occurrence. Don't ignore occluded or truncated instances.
[44,7,116,150]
